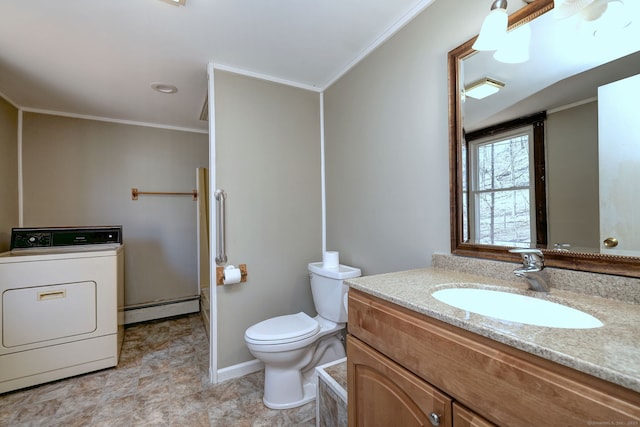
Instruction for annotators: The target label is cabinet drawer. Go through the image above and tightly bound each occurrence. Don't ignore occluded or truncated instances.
[348,289,640,426]
[348,335,452,427]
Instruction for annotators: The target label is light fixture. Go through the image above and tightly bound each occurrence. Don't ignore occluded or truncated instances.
[591,0,631,35]
[555,0,631,30]
[555,0,600,20]
[160,0,186,6]
[473,0,508,51]
[465,78,505,100]
[493,22,532,63]
[151,83,178,94]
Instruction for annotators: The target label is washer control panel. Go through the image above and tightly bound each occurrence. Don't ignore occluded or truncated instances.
[12,232,52,248]
[10,226,122,250]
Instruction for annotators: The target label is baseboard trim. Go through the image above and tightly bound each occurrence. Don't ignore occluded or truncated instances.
[216,359,264,383]
[124,298,200,324]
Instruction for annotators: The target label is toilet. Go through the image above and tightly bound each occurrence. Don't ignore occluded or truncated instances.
[244,262,361,409]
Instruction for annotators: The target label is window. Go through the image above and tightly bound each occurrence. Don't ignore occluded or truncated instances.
[469,126,536,246]
[462,112,547,247]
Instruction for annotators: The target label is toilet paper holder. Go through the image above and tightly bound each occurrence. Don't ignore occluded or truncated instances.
[216,264,248,286]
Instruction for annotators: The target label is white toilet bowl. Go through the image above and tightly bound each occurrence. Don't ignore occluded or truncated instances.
[245,313,345,409]
[244,262,361,409]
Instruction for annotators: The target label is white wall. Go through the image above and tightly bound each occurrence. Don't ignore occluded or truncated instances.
[0,96,18,252]
[546,101,599,249]
[323,0,488,275]
[21,113,208,307]
[214,71,322,368]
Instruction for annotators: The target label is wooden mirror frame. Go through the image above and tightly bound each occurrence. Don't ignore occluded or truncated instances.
[448,0,640,278]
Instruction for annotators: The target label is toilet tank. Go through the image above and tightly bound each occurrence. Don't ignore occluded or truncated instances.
[308,262,361,323]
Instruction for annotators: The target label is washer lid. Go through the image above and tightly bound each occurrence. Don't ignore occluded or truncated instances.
[245,312,319,342]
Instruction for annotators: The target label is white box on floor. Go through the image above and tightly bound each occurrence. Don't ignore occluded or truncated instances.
[316,357,347,427]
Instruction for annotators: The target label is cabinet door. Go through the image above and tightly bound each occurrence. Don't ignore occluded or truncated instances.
[347,335,452,427]
[453,403,496,427]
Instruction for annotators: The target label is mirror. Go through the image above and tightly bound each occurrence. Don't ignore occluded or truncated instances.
[449,0,640,277]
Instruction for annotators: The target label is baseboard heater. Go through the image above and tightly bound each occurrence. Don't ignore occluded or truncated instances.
[124,295,200,324]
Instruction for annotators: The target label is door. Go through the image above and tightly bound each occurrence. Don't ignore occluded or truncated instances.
[598,73,640,255]
[3,281,96,348]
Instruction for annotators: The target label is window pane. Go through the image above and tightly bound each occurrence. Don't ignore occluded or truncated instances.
[476,189,531,246]
[462,143,468,241]
[477,136,529,191]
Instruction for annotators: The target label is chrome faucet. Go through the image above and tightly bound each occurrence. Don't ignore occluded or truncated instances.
[509,248,550,292]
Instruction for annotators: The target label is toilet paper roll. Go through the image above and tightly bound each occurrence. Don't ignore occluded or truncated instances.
[323,251,339,269]
[223,265,242,285]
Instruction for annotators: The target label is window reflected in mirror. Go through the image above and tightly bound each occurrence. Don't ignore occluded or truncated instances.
[464,114,547,248]
[469,127,533,246]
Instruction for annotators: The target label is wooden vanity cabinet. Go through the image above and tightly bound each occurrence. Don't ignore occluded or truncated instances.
[347,289,640,427]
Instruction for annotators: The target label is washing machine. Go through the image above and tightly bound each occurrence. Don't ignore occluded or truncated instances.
[0,226,124,394]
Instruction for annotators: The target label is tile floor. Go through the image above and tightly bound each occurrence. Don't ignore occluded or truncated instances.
[0,314,315,426]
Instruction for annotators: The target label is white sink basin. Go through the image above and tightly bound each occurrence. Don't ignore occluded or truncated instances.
[432,288,603,329]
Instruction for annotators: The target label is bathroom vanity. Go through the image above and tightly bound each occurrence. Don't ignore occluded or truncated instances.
[346,266,640,427]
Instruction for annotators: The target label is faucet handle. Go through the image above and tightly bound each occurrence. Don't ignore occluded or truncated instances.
[509,248,544,269]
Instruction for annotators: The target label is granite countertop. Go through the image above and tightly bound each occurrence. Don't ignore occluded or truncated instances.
[346,267,640,393]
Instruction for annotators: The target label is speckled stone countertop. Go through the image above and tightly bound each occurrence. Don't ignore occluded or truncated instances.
[346,266,640,393]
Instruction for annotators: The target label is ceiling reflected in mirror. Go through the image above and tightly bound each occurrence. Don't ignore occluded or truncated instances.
[463,0,640,132]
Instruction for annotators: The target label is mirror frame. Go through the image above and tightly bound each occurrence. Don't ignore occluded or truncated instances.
[448,0,640,278]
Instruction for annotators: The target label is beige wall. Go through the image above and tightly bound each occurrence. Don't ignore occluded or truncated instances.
[323,0,487,275]
[547,101,599,249]
[21,113,208,306]
[214,71,322,368]
[0,96,18,251]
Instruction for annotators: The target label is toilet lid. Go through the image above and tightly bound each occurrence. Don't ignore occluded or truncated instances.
[245,312,320,343]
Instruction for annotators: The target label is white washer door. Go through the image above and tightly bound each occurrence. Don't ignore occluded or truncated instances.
[3,281,97,348]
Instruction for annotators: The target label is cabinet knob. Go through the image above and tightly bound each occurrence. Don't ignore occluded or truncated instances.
[603,237,619,248]
[429,412,441,426]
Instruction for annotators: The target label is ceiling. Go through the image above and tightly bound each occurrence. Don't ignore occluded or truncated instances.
[0,0,435,132]
[463,1,640,131]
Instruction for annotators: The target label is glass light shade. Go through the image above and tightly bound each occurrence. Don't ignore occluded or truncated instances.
[554,0,597,19]
[473,8,508,51]
[580,0,611,21]
[493,23,532,64]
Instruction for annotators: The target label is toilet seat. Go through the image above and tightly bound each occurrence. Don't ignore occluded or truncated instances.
[245,312,320,345]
